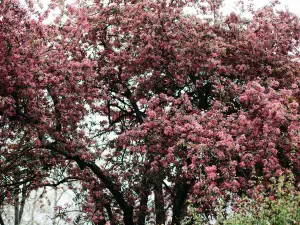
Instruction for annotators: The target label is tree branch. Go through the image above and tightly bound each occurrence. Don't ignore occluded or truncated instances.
[44,143,134,225]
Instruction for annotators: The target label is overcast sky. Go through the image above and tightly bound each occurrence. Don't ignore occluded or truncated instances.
[223,0,300,15]
[20,0,300,16]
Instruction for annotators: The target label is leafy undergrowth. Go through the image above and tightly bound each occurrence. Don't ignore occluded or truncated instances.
[184,174,300,225]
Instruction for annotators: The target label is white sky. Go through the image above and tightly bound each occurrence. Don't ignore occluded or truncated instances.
[19,0,300,15]
[223,0,300,15]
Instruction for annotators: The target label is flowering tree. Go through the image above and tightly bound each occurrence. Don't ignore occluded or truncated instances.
[1,0,300,224]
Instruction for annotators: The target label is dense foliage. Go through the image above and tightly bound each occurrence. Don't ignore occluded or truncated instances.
[0,0,299,224]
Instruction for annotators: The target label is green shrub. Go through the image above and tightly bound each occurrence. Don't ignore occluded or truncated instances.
[222,175,300,225]
[184,174,300,224]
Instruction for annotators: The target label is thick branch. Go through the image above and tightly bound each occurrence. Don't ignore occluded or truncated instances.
[44,143,134,225]
[87,163,134,225]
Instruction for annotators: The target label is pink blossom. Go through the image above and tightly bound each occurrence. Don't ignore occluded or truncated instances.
[147,110,156,119]
[205,166,217,179]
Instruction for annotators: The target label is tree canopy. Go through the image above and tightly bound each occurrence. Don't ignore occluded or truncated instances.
[0,0,299,224]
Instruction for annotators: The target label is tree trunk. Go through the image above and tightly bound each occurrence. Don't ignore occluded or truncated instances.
[137,189,149,225]
[30,190,37,225]
[14,190,19,225]
[171,179,194,225]
[137,172,150,225]
[18,188,26,225]
[0,214,5,225]
[14,204,19,225]
[123,207,134,225]
[154,177,165,225]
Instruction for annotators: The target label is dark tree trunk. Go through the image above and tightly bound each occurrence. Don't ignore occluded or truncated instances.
[154,177,165,225]
[14,204,19,225]
[123,207,134,225]
[0,214,5,225]
[18,188,26,225]
[96,219,106,225]
[171,179,194,225]
[137,186,150,225]
[14,190,19,225]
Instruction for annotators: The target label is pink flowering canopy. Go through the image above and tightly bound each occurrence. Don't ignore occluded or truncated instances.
[0,0,299,224]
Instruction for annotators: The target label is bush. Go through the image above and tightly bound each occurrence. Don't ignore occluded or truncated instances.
[184,174,300,225]
[222,175,300,225]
